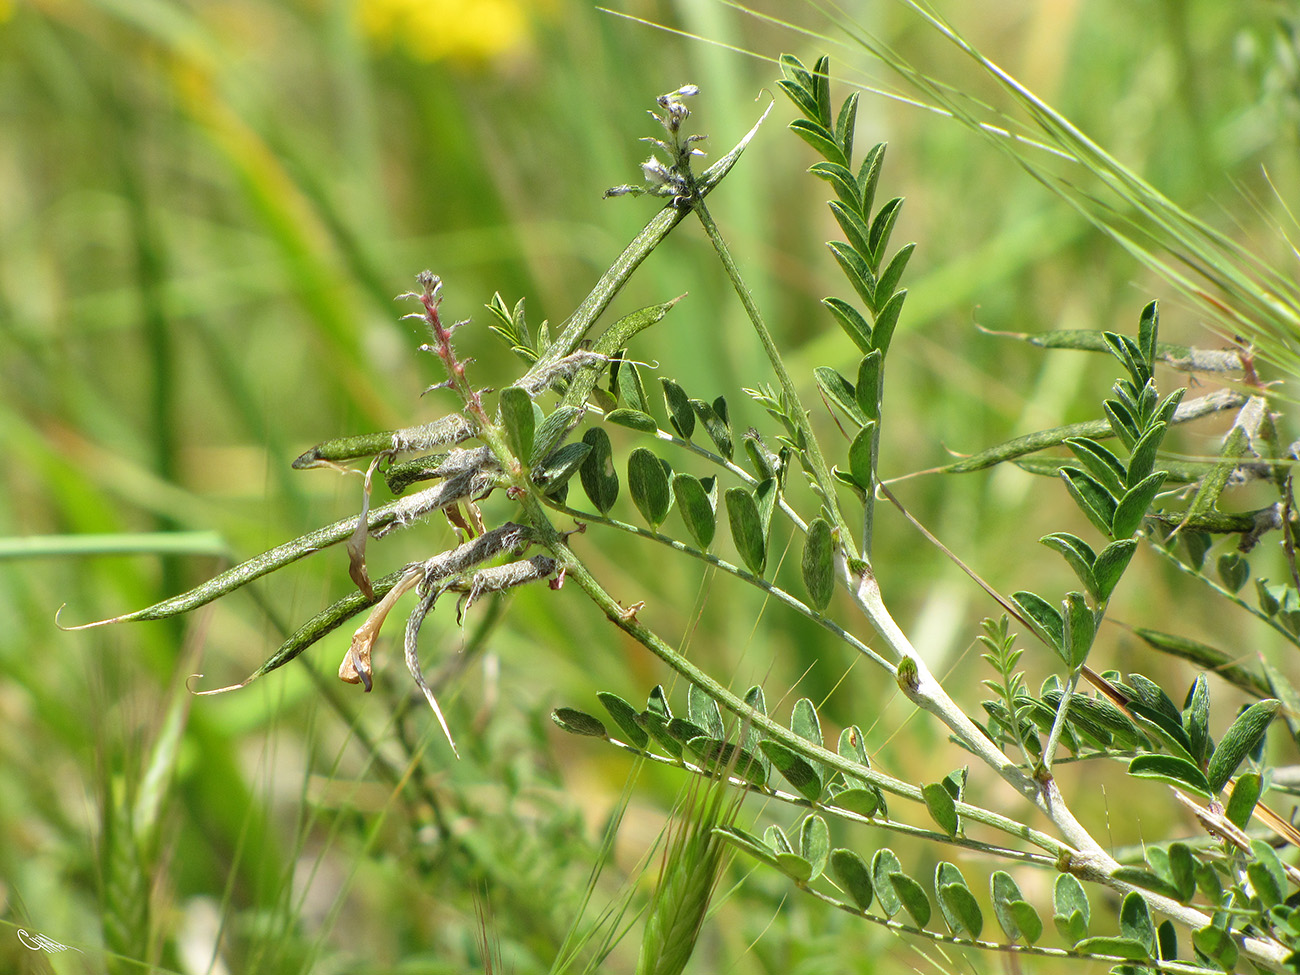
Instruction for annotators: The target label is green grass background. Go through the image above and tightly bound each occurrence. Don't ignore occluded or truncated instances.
[1,0,1297,972]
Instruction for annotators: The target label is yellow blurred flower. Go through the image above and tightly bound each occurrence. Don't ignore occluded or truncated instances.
[358,0,550,63]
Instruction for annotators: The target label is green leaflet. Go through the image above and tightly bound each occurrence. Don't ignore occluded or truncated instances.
[921,782,958,836]
[551,708,608,737]
[498,386,535,462]
[801,518,836,610]
[627,448,672,528]
[579,428,619,514]
[1206,699,1280,793]
[672,473,716,549]
[725,487,766,575]
[799,815,830,881]
[597,691,649,749]
[830,849,873,911]
[871,849,904,918]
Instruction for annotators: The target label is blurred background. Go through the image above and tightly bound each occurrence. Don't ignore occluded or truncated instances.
[1,0,1298,972]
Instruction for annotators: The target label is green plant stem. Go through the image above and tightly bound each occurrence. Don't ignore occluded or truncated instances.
[596,736,1058,868]
[691,199,858,559]
[799,881,1227,974]
[543,498,891,670]
[688,192,1155,903]
[1040,670,1082,773]
[542,528,1068,856]
[1148,538,1300,649]
[523,98,772,385]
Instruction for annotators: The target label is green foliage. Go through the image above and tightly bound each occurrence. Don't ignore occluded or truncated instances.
[18,6,1300,974]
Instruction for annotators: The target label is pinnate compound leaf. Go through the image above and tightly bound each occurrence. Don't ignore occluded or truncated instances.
[1127,754,1211,798]
[597,691,648,748]
[579,427,618,513]
[725,487,767,575]
[890,872,931,927]
[672,473,716,549]
[802,518,836,610]
[830,849,873,911]
[1207,699,1280,792]
[871,849,904,917]
[627,447,671,528]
